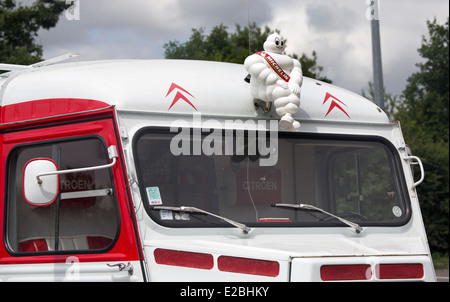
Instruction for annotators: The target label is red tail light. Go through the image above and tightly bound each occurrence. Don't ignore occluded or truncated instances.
[154,249,214,270]
[376,264,424,279]
[321,264,371,281]
[218,256,280,277]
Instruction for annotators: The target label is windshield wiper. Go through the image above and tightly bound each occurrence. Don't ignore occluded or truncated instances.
[152,206,251,234]
[272,203,363,234]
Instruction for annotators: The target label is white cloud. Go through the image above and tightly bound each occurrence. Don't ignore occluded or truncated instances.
[267,0,373,93]
[266,0,448,95]
[34,0,449,96]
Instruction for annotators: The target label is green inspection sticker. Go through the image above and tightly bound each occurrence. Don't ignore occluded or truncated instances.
[146,186,162,205]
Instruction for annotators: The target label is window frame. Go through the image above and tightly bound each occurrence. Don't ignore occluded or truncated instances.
[132,127,412,230]
[326,140,411,227]
[4,134,121,256]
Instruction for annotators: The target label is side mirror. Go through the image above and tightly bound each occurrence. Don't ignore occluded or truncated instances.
[23,158,59,206]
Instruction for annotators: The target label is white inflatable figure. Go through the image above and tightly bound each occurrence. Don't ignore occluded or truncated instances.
[244,33,303,131]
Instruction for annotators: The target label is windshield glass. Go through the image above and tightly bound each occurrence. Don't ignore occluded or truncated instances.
[133,128,410,229]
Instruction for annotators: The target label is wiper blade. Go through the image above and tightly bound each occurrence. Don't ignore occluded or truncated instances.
[272,203,363,234]
[152,206,251,234]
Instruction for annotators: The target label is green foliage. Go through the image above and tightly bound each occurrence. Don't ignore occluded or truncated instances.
[363,19,448,254]
[333,146,401,222]
[432,253,449,270]
[399,18,449,142]
[395,18,449,254]
[361,81,399,121]
[164,23,272,64]
[0,0,68,65]
[164,22,332,83]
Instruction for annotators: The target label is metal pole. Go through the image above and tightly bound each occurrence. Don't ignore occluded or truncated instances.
[370,0,385,109]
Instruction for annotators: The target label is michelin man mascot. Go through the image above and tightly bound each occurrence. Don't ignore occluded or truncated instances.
[244,33,303,131]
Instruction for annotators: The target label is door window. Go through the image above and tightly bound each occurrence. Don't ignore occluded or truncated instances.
[6,137,119,254]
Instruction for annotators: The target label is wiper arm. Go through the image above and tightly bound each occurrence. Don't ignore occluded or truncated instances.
[152,206,251,234]
[272,203,363,234]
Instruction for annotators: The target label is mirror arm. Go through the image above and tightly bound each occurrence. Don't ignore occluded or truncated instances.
[36,145,118,184]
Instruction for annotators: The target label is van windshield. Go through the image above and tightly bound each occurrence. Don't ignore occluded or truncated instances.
[133,128,410,229]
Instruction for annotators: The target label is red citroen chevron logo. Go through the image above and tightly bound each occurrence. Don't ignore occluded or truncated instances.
[166,83,198,111]
[323,92,350,118]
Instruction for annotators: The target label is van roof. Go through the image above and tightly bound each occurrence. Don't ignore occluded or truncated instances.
[0,59,389,124]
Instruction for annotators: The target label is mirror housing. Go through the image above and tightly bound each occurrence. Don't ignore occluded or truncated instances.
[23,158,59,206]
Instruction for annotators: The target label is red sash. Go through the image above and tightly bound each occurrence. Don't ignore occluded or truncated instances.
[255,51,290,82]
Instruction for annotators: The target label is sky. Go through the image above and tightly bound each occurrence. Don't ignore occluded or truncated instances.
[31,0,449,97]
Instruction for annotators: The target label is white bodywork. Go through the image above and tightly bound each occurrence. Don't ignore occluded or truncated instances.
[0,60,435,282]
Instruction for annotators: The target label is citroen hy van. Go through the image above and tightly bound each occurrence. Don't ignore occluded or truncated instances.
[0,57,436,281]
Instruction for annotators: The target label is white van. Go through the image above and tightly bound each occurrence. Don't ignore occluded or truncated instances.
[0,58,436,282]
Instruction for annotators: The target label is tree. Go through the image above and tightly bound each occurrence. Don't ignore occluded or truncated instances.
[164,23,332,83]
[361,81,399,121]
[0,0,68,65]
[395,18,449,255]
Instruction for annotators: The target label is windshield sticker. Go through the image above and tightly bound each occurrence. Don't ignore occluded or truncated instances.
[175,213,190,221]
[392,206,402,217]
[159,210,173,220]
[146,186,163,205]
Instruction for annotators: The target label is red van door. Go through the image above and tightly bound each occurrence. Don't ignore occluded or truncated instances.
[0,104,145,281]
